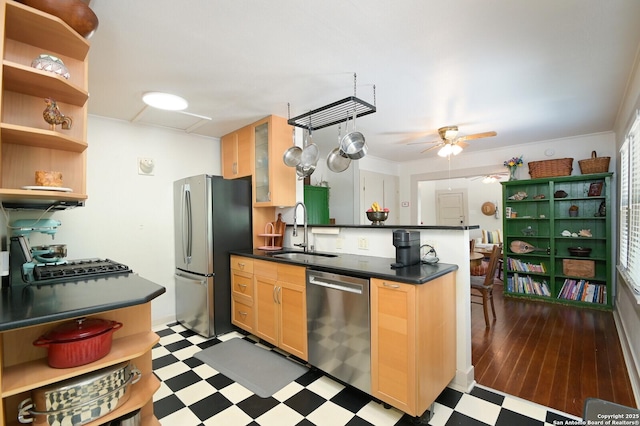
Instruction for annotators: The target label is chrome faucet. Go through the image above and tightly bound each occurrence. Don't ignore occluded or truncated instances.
[292,201,308,252]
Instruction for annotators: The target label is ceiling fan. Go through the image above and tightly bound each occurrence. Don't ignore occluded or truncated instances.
[416,126,497,157]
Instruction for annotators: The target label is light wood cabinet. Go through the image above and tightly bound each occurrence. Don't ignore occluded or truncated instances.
[221,125,252,179]
[230,255,255,332]
[252,115,295,208]
[371,272,456,417]
[0,303,160,426]
[239,256,307,360]
[276,264,307,360]
[0,0,89,208]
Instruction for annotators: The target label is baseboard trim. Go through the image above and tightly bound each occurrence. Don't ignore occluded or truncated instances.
[613,307,640,407]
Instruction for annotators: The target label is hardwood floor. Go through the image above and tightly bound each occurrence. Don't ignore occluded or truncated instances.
[471,278,636,417]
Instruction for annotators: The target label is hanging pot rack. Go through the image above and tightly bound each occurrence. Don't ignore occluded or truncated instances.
[287,73,376,131]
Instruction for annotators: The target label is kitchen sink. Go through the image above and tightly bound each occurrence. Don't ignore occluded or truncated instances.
[272,252,338,261]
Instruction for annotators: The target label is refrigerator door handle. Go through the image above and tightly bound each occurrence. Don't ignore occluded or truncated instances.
[174,273,207,286]
[182,183,193,264]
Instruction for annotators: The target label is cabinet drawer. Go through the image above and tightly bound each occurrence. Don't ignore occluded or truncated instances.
[232,272,253,298]
[254,259,278,279]
[231,255,253,274]
[232,298,254,332]
[277,264,305,287]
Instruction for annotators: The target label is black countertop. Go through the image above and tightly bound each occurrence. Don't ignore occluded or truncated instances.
[0,273,166,332]
[286,224,479,230]
[232,249,458,284]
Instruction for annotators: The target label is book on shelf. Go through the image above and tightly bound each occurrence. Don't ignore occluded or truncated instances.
[506,257,546,273]
[507,273,550,296]
[558,279,607,304]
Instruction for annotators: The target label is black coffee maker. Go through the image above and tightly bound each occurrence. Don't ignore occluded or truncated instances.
[392,230,420,268]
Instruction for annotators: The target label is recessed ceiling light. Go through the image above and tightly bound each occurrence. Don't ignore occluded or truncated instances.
[142,92,188,111]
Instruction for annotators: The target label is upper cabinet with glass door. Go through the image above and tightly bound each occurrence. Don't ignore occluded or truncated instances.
[253,115,295,207]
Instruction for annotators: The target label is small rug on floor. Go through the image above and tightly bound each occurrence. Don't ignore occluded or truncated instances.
[194,337,308,398]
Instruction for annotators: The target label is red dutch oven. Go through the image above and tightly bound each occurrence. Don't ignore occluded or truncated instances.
[33,317,123,368]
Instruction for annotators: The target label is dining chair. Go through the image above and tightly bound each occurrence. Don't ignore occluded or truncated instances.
[470,245,501,328]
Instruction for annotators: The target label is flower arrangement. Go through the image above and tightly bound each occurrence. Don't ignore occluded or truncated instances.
[503,156,523,168]
[504,156,524,181]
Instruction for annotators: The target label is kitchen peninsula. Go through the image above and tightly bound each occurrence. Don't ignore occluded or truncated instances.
[230,250,458,420]
[0,275,165,426]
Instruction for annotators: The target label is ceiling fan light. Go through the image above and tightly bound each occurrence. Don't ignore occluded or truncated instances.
[444,129,458,140]
[451,144,463,155]
[142,92,188,111]
[438,144,453,157]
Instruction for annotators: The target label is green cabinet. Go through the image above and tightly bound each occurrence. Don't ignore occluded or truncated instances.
[501,173,612,309]
[304,185,330,224]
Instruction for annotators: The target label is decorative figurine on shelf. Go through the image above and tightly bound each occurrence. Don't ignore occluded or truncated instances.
[43,98,73,131]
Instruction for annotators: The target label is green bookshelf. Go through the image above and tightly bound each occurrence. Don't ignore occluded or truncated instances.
[502,173,612,309]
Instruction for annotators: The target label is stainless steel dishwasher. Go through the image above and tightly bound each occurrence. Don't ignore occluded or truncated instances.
[306,269,371,393]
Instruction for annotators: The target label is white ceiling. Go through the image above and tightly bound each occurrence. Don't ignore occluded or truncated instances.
[86,0,640,163]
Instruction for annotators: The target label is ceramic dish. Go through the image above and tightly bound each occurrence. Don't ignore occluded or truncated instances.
[22,186,73,192]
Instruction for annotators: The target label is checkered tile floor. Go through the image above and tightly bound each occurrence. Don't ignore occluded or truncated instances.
[152,323,581,425]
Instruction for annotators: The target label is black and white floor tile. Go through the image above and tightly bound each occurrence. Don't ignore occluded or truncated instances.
[152,323,581,426]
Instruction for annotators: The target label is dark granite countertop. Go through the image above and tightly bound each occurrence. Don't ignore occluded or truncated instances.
[0,273,166,332]
[287,224,479,230]
[231,249,458,284]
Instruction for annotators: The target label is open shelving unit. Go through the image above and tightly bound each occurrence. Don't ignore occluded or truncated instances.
[0,0,89,209]
[501,173,613,309]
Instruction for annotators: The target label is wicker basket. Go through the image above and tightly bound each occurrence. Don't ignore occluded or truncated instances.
[578,151,610,174]
[528,158,573,179]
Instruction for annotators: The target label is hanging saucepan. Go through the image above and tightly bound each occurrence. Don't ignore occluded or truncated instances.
[300,128,319,167]
[282,127,301,167]
[340,106,367,159]
[296,163,315,180]
[327,123,351,173]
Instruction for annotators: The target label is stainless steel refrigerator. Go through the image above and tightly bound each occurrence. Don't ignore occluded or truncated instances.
[174,174,252,337]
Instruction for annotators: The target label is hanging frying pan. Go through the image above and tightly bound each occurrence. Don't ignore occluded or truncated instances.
[300,128,319,167]
[282,127,301,167]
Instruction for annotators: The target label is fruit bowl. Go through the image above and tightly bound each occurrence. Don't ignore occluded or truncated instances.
[366,211,388,226]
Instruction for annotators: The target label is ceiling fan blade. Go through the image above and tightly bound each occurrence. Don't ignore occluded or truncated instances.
[458,131,497,142]
[407,138,441,146]
[456,141,469,149]
[420,144,442,154]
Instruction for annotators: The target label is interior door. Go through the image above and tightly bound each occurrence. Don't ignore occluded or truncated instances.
[436,189,467,226]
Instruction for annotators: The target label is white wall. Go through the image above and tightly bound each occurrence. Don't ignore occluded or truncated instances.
[1,116,219,325]
[612,43,640,404]
[418,176,503,240]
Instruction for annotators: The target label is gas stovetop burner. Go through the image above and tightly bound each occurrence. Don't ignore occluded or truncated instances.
[33,258,132,282]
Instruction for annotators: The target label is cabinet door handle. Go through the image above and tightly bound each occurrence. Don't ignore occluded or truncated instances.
[273,286,278,303]
[277,286,282,304]
[382,282,400,289]
[238,262,245,269]
[233,162,238,174]
[239,311,248,317]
